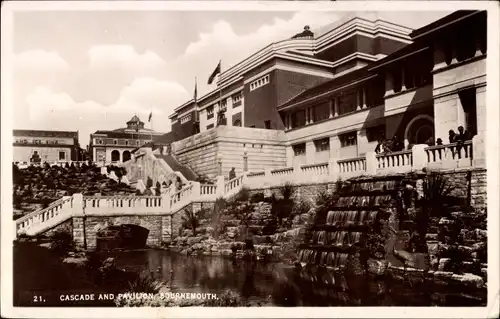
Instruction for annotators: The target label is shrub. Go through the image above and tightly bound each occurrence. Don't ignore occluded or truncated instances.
[250,192,265,203]
[293,200,311,217]
[231,187,250,203]
[127,272,164,294]
[278,183,296,201]
[262,217,278,235]
[49,230,73,255]
[271,198,294,224]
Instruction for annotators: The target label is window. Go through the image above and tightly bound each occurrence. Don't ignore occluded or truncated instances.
[338,92,357,115]
[220,100,227,111]
[180,114,192,124]
[96,139,103,145]
[232,93,242,107]
[314,138,330,152]
[59,151,66,160]
[366,125,386,142]
[313,102,330,122]
[125,140,129,145]
[291,109,306,128]
[113,139,118,145]
[207,106,214,119]
[264,120,271,129]
[207,124,214,130]
[233,120,242,127]
[339,132,358,147]
[293,143,306,156]
[250,74,270,91]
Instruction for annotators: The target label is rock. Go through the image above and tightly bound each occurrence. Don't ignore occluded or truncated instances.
[472,242,486,252]
[433,271,454,278]
[227,232,236,239]
[187,236,203,246]
[451,273,484,289]
[425,233,439,241]
[368,259,389,275]
[438,258,451,271]
[474,229,487,241]
[439,218,455,225]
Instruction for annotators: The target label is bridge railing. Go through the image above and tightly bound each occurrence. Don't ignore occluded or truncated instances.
[83,195,164,215]
[338,156,366,179]
[16,196,73,236]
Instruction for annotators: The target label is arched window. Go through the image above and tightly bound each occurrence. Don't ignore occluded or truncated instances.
[123,150,131,162]
[111,150,120,162]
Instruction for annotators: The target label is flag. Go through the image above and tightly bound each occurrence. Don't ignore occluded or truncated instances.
[148,112,152,122]
[194,77,198,101]
[207,60,221,85]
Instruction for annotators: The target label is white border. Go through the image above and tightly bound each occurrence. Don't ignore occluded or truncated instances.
[1,1,499,318]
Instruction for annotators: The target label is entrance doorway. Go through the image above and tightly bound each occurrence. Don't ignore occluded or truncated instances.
[405,115,435,146]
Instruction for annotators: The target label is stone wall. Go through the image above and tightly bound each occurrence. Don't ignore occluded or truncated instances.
[248,182,337,205]
[123,149,179,186]
[470,169,487,209]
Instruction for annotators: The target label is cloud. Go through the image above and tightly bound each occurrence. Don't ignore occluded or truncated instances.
[24,78,189,146]
[15,50,69,70]
[168,11,340,96]
[88,45,166,69]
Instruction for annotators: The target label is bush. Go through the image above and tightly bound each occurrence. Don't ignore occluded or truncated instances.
[250,192,265,203]
[278,183,296,201]
[49,230,73,255]
[127,272,164,294]
[233,187,250,202]
[262,217,278,235]
[293,200,311,217]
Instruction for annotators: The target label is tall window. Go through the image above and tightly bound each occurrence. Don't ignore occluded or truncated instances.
[207,106,214,119]
[366,125,386,142]
[458,88,478,137]
[338,92,357,115]
[314,138,330,152]
[232,93,242,107]
[291,109,306,128]
[113,139,118,145]
[293,143,306,156]
[59,151,66,160]
[339,131,357,147]
[313,102,330,122]
[264,120,271,129]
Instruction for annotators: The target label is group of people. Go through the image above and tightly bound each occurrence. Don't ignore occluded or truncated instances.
[374,135,405,154]
[432,126,472,147]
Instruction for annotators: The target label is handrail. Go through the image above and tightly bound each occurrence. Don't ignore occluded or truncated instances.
[425,140,472,151]
[301,162,328,169]
[375,149,412,158]
[15,197,68,224]
[337,156,365,163]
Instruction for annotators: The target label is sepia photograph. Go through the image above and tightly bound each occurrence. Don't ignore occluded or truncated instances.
[1,1,499,318]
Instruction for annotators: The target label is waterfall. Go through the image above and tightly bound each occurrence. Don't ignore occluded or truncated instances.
[368,211,378,222]
[346,211,357,224]
[326,211,335,225]
[349,232,361,245]
[298,249,318,264]
[359,211,368,223]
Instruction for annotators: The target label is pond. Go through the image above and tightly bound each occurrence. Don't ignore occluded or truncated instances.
[105,249,486,307]
[13,245,486,307]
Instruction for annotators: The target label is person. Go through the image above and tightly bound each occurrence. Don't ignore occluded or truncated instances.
[392,136,404,152]
[229,167,236,180]
[448,130,456,144]
[424,137,434,146]
[374,139,384,154]
[456,126,470,142]
[436,138,443,146]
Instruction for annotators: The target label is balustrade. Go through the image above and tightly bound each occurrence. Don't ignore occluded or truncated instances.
[224,175,244,195]
[425,141,473,169]
[337,157,366,178]
[376,150,412,174]
[16,196,73,235]
[301,162,329,176]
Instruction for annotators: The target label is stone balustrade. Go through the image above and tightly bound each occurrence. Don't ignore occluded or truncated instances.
[14,135,484,238]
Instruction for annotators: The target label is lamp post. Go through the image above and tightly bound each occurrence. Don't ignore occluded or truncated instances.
[243,147,248,172]
[217,153,223,177]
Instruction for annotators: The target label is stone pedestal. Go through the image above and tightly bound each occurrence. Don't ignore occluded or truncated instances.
[365,152,378,175]
[411,144,428,171]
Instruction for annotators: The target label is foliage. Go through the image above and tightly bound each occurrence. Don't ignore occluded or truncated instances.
[262,217,279,235]
[127,272,164,294]
[278,183,296,201]
[250,192,265,203]
[231,202,253,239]
[292,199,311,217]
[202,290,242,307]
[233,187,250,203]
[182,206,207,236]
[49,230,73,255]
[196,174,212,184]
[271,198,294,225]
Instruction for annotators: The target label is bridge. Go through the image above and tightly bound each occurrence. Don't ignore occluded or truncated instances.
[14,138,485,249]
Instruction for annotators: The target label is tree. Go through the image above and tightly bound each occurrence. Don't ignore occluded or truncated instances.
[114,168,123,184]
[182,207,204,236]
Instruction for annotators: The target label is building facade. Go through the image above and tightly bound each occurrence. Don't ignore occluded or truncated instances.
[13,130,81,163]
[278,10,486,167]
[167,16,413,140]
[89,115,166,164]
[165,10,487,179]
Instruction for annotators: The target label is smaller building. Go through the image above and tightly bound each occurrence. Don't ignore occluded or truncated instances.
[13,129,81,163]
[89,115,166,164]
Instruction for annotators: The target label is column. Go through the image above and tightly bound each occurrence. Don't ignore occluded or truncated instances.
[401,67,407,91]
[215,176,225,197]
[286,146,294,167]
[334,97,339,117]
[283,113,288,130]
[362,87,367,109]
[432,41,448,72]
[411,144,427,171]
[476,85,486,134]
[309,107,314,124]
[365,152,377,175]
[243,147,248,172]
[288,113,292,130]
[384,72,395,97]
[329,100,334,118]
[329,135,341,159]
[305,108,309,124]
[356,89,361,111]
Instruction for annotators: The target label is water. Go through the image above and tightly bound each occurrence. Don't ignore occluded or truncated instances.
[102,249,486,306]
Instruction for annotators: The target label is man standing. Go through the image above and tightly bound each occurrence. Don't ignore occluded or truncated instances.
[229,167,236,180]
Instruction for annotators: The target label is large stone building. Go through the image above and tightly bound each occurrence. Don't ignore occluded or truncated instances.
[89,115,167,164]
[168,14,413,140]
[13,129,82,163]
[164,10,487,179]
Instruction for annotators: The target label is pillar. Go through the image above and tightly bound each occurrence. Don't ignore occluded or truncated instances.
[384,72,395,97]
[433,41,448,72]
[411,144,427,172]
[243,151,248,172]
[305,108,309,124]
[328,157,339,181]
[286,146,294,167]
[161,215,172,245]
[356,89,361,111]
[472,133,485,168]
[334,97,339,117]
[401,67,407,91]
[329,135,341,159]
[191,182,201,201]
[329,100,334,118]
[215,176,225,197]
[476,85,486,134]
[362,87,367,109]
[72,217,86,249]
[365,152,378,176]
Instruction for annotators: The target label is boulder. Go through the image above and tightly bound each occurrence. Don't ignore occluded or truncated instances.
[439,218,455,225]
[438,258,451,271]
[474,229,487,241]
[451,273,484,289]
[187,236,203,246]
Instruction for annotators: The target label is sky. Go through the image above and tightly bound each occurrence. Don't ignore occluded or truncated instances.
[10,9,451,147]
